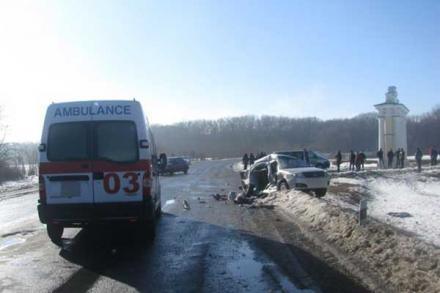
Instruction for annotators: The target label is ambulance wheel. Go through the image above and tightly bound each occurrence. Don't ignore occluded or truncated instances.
[47,224,63,245]
[139,218,156,242]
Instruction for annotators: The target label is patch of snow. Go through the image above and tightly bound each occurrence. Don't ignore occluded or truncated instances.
[367,174,440,247]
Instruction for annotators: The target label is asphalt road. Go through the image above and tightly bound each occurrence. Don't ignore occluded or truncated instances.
[0,159,368,293]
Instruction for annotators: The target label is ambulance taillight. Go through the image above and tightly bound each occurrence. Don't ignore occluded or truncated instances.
[39,175,46,204]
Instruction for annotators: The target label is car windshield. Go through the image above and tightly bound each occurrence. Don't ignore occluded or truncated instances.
[277,156,310,169]
[47,121,138,162]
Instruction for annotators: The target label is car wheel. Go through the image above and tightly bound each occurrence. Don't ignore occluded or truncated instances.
[184,169,188,174]
[315,188,327,198]
[47,223,63,245]
[277,180,290,191]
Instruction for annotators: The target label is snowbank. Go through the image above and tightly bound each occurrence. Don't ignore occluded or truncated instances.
[329,167,440,247]
[259,190,440,292]
[0,176,38,194]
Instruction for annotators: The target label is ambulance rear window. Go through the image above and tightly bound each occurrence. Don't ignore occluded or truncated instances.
[47,122,89,161]
[95,121,138,162]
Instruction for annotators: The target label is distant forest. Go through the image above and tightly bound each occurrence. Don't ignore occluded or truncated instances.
[152,107,440,158]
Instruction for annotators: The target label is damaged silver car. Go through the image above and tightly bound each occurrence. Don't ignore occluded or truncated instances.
[240,154,330,197]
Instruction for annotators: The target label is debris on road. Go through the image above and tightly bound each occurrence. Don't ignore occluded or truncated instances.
[211,193,228,201]
[387,212,412,218]
[183,200,191,210]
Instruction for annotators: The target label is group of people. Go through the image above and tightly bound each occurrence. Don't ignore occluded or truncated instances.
[334,150,366,172]
[378,148,406,169]
[242,152,267,170]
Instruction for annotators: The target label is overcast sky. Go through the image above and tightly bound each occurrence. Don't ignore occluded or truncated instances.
[1,0,439,142]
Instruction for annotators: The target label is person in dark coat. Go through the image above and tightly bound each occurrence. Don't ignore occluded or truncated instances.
[359,151,366,170]
[335,150,342,172]
[377,148,384,168]
[355,152,362,171]
[249,153,255,166]
[387,149,394,169]
[400,148,405,168]
[395,149,401,168]
[415,148,423,172]
[242,153,249,170]
[304,148,310,165]
[349,150,355,171]
[431,148,438,166]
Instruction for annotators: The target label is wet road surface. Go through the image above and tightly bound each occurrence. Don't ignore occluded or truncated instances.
[0,159,368,292]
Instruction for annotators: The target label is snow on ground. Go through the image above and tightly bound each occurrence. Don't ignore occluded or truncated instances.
[367,172,440,247]
[328,166,440,247]
[0,176,38,194]
[258,189,440,292]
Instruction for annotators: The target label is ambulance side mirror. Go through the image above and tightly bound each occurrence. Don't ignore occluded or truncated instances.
[139,139,149,149]
[38,144,46,152]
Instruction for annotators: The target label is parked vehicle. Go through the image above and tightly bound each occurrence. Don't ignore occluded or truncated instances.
[37,100,166,244]
[240,154,330,197]
[274,150,330,169]
[161,157,190,175]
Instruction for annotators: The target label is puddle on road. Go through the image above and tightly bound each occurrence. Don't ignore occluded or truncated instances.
[227,241,315,293]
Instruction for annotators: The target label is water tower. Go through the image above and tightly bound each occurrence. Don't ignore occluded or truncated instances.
[374,86,409,161]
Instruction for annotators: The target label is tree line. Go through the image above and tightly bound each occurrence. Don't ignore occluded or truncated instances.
[152,107,440,158]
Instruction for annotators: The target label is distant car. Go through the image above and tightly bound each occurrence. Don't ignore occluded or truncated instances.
[162,157,189,175]
[241,154,330,197]
[274,150,330,169]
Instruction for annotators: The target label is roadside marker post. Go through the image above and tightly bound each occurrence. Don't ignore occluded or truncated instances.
[359,199,368,226]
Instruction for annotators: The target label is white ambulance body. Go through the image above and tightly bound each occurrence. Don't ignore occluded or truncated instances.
[37,100,164,244]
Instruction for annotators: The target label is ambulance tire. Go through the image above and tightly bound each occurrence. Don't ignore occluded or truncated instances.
[139,218,156,243]
[47,224,63,245]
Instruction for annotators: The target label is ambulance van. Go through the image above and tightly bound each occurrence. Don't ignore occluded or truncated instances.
[37,100,165,244]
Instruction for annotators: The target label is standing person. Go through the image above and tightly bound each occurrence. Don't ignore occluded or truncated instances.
[431,148,438,166]
[360,151,366,171]
[395,149,401,168]
[377,148,384,168]
[400,148,405,168]
[249,153,255,166]
[349,150,356,171]
[355,152,361,171]
[335,150,342,172]
[304,148,310,165]
[433,148,438,166]
[242,153,249,170]
[387,149,394,169]
[415,148,423,172]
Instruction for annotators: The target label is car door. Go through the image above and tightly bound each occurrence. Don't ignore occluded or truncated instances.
[92,121,145,204]
[43,121,94,205]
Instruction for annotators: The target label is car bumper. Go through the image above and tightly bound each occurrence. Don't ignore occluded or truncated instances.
[288,177,329,190]
[38,199,154,227]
